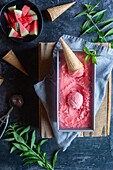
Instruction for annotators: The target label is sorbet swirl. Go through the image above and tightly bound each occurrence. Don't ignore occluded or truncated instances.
[59,51,92,129]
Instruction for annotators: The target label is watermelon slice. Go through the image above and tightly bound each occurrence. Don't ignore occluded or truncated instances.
[19,22,29,37]
[9,22,19,32]
[8,5,16,11]
[29,20,38,35]
[27,9,36,16]
[18,15,38,24]
[22,22,29,28]
[14,9,22,21]
[9,28,19,37]
[22,5,30,16]
[8,13,15,23]
[4,12,10,24]
[26,24,31,32]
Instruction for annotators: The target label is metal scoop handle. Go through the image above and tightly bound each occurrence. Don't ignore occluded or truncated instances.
[0,107,13,139]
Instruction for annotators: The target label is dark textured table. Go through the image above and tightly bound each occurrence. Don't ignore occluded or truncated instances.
[0,0,113,170]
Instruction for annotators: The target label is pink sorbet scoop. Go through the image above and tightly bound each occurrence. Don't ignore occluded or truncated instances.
[67,91,83,109]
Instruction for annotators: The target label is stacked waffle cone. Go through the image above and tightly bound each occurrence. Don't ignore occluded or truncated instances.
[2,50,28,76]
[0,76,4,86]
[47,2,76,21]
[60,37,83,72]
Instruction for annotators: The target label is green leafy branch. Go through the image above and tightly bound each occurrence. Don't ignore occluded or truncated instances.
[5,124,59,170]
[83,46,101,64]
[74,2,113,45]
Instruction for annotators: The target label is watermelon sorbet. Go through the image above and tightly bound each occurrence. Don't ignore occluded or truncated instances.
[59,51,93,130]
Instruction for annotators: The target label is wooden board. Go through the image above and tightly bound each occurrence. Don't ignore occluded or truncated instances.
[38,42,112,138]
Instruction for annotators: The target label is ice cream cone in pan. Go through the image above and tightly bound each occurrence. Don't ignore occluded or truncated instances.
[60,37,83,72]
[47,2,76,21]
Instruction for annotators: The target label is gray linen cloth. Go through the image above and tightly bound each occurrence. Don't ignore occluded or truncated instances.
[34,34,113,151]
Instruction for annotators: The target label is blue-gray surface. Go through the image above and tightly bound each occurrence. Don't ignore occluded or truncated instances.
[0,0,113,170]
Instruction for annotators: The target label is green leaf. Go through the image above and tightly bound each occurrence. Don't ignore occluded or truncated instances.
[111,42,113,48]
[105,28,113,37]
[5,138,15,142]
[85,55,91,62]
[13,143,28,151]
[13,132,25,144]
[108,39,113,43]
[80,26,96,36]
[43,153,46,159]
[23,160,37,166]
[92,56,97,64]
[37,161,45,168]
[5,128,12,133]
[36,139,48,153]
[99,18,113,24]
[89,2,100,12]
[5,131,13,135]
[16,127,25,133]
[20,126,30,136]
[20,151,34,156]
[95,12,104,23]
[108,40,113,48]
[100,22,113,31]
[83,46,90,54]
[92,9,106,18]
[74,10,87,18]
[23,156,38,161]
[84,2,91,9]
[97,31,104,37]
[10,146,17,153]
[82,20,91,31]
[30,130,36,149]
[52,150,60,168]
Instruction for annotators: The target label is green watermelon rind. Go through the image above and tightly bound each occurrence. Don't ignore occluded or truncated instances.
[9,22,19,32]
[9,28,19,37]
[29,20,38,35]
[27,9,36,16]
[14,9,22,20]
[8,5,16,11]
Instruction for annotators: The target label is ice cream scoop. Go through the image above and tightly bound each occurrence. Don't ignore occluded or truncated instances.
[9,94,24,108]
[0,94,24,139]
[67,92,83,109]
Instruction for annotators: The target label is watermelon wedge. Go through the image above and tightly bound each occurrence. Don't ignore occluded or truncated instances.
[18,15,38,24]
[9,28,19,37]
[29,20,38,35]
[8,13,15,23]
[27,9,36,16]
[19,22,29,37]
[9,22,19,32]
[8,5,16,11]
[22,5,30,16]
[14,10,22,21]
[4,12,10,24]
[26,24,31,32]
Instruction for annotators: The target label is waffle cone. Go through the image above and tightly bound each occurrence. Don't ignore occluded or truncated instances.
[60,37,83,72]
[0,76,4,86]
[3,50,28,76]
[47,2,76,21]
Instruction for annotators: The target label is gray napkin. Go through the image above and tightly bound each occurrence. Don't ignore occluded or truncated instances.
[34,34,113,151]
